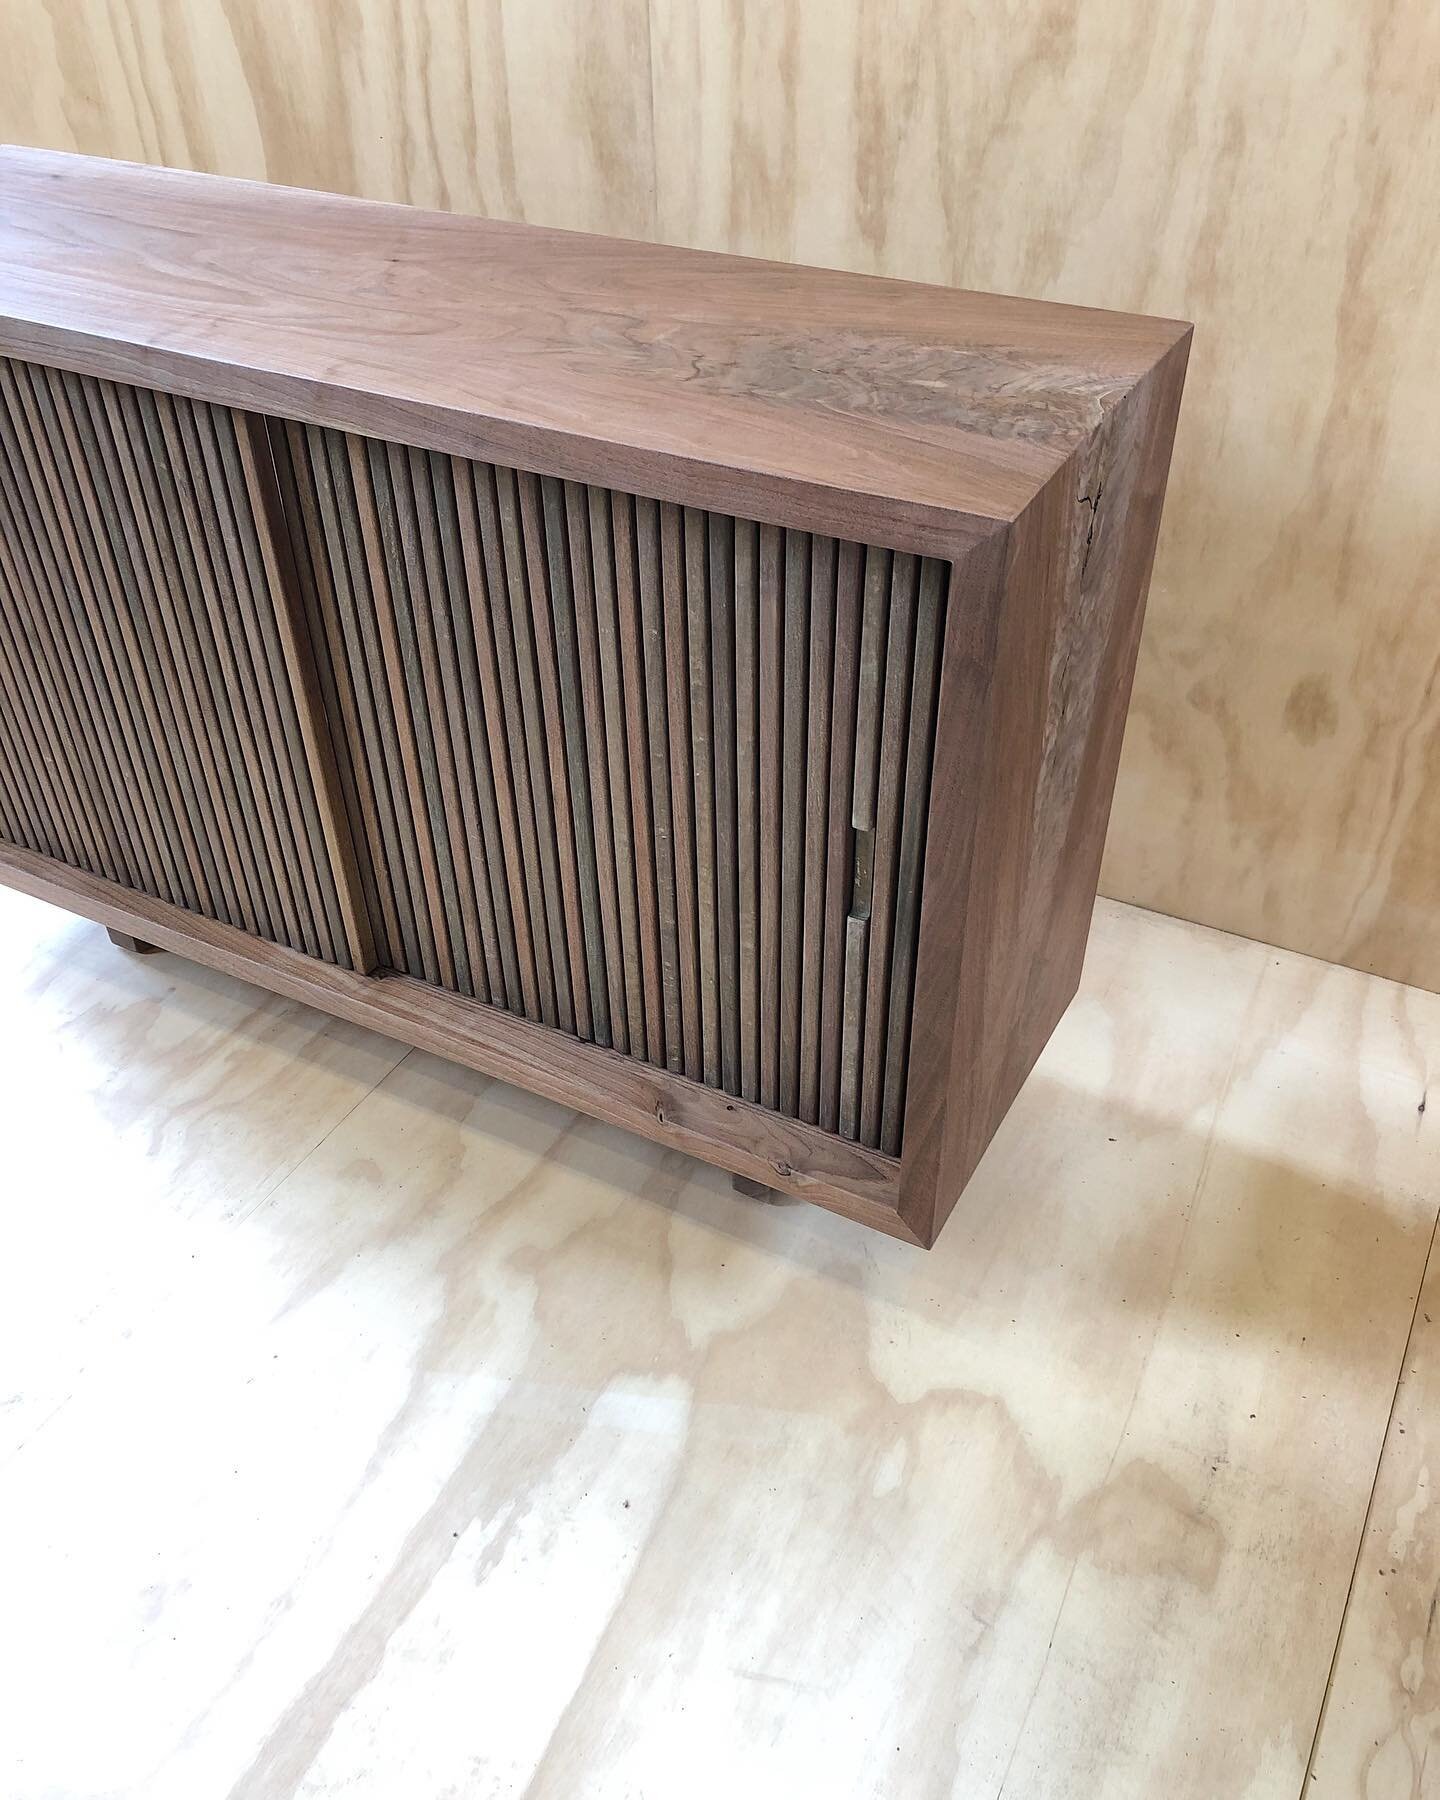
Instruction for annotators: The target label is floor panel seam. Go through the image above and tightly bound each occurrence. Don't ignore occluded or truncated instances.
[1298,1193,1440,1794]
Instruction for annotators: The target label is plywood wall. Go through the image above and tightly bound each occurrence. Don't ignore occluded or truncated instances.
[4,0,1439,990]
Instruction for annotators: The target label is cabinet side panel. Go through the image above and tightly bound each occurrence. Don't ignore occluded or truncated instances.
[903,334,1191,1244]
[894,529,1009,1242]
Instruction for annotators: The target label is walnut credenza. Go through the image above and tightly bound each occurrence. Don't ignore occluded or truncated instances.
[0,146,1189,1246]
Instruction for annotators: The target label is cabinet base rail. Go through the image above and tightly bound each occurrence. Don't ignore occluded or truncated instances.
[0,842,916,1243]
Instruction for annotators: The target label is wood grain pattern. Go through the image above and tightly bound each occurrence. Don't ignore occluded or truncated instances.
[3,887,1436,1797]
[902,337,1189,1242]
[0,0,655,235]
[0,146,1180,568]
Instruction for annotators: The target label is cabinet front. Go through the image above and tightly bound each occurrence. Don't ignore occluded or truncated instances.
[0,359,952,1160]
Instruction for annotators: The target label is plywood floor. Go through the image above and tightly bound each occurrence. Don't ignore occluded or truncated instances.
[1,888,1436,1800]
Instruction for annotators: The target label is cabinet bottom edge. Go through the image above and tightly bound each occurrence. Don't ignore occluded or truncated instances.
[0,844,920,1245]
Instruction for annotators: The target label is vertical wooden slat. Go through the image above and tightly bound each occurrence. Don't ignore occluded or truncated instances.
[556,478,629,1053]
[659,502,702,1081]
[709,514,741,1098]
[838,914,869,1142]
[470,462,556,1021]
[634,495,683,1072]
[859,552,921,1148]
[573,482,646,1056]
[493,465,572,1031]
[851,544,892,840]
[818,540,865,1134]
[880,558,948,1154]
[608,490,666,1067]
[685,507,722,1088]
[778,528,811,1116]
[798,534,836,1123]
[734,520,761,1104]
[406,446,503,1004]
[837,541,893,1137]
[517,471,596,1041]
[372,437,470,988]
[757,522,784,1112]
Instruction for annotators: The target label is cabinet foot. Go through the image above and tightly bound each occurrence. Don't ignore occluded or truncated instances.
[107,927,160,956]
[732,1173,773,1200]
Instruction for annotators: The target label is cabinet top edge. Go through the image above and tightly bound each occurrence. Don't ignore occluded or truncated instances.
[0,146,1192,551]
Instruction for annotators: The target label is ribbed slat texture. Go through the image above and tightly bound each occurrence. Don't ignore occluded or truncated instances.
[0,364,945,1152]
[0,359,355,965]
[277,425,949,1153]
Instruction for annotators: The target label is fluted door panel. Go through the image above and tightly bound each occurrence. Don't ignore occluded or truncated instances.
[273,421,949,1154]
[0,358,366,967]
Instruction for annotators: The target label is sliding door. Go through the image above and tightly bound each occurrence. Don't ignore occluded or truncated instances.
[0,359,370,968]
[273,422,947,1154]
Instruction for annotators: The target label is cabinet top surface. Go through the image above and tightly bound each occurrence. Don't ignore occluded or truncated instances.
[0,146,1190,555]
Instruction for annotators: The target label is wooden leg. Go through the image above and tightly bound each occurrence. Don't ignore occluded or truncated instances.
[107,927,161,956]
[732,1173,772,1200]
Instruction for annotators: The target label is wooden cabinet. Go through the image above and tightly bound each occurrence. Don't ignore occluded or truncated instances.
[0,147,1190,1245]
